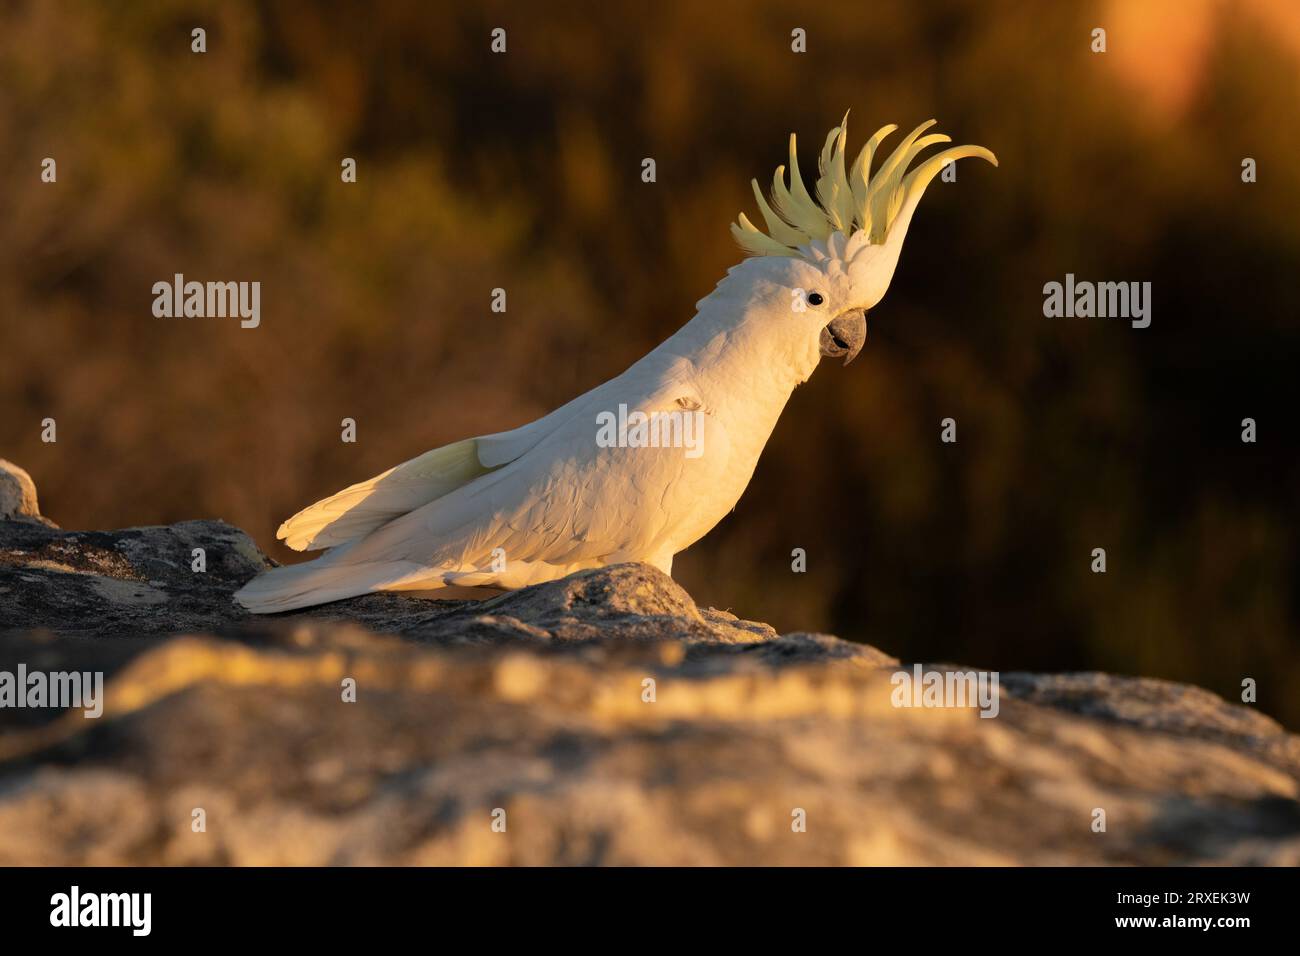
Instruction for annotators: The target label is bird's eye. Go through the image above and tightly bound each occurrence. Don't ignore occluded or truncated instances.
[807,292,824,306]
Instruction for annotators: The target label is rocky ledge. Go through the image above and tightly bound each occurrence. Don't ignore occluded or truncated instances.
[1,459,1298,865]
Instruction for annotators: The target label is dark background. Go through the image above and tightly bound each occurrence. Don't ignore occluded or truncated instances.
[3,1,1297,725]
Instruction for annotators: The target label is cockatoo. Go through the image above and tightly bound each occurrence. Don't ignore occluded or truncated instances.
[236,116,995,612]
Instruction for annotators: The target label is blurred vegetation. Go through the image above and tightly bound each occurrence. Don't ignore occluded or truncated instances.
[2,1,1297,725]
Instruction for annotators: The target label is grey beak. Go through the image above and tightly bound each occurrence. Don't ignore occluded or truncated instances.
[819,309,867,365]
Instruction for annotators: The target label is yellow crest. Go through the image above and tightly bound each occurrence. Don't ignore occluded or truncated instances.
[732,115,997,258]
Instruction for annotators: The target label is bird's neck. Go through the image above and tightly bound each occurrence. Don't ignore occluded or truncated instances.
[652,291,819,450]
[667,285,821,399]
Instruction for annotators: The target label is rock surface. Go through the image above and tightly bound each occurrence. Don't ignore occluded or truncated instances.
[0,459,44,522]
[1,461,1298,865]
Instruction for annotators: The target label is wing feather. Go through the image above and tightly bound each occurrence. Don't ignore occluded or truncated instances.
[276,438,491,551]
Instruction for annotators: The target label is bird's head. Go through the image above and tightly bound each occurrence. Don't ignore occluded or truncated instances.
[726,116,996,371]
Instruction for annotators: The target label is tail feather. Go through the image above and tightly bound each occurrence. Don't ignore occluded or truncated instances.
[234,553,439,614]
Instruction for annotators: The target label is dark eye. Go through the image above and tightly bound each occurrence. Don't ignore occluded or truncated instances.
[807,292,824,306]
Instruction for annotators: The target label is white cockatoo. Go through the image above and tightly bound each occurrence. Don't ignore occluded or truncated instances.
[236,116,995,612]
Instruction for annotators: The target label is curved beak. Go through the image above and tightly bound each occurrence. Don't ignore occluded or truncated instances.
[819,309,867,365]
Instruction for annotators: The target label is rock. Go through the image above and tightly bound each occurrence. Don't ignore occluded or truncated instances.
[0,459,47,523]
[0,514,804,647]
[0,463,1297,865]
[0,517,271,637]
